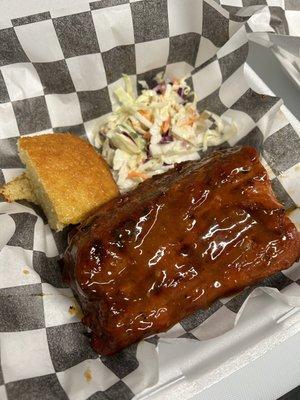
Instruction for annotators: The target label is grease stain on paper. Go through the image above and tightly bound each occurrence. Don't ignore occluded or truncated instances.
[84,368,92,382]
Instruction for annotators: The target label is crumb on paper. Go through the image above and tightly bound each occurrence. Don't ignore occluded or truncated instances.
[68,304,83,319]
[23,268,30,275]
[69,305,76,316]
[84,368,92,382]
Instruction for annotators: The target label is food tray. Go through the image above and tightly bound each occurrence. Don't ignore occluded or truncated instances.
[0,1,299,399]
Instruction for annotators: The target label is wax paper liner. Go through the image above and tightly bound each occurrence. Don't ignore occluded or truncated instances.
[0,1,299,399]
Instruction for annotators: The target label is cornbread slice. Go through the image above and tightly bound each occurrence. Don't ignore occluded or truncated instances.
[0,133,119,231]
[0,173,38,204]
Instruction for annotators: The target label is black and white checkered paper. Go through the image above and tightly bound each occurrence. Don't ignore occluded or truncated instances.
[0,1,299,399]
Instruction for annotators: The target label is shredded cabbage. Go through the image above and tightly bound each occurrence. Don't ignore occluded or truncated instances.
[93,74,237,192]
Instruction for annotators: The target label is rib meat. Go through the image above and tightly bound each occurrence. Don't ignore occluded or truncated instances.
[63,146,300,355]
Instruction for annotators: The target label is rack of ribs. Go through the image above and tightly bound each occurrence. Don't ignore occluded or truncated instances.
[63,146,300,355]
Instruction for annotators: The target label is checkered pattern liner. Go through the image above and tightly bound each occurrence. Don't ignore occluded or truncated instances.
[0,0,299,399]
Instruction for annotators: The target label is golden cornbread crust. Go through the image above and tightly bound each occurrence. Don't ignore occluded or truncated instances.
[17,133,118,229]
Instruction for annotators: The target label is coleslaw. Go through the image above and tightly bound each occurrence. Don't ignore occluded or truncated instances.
[93,74,237,192]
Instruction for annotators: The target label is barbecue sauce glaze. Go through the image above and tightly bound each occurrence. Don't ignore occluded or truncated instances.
[64,147,300,355]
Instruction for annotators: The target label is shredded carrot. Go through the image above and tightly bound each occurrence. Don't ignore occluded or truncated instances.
[143,132,151,140]
[178,116,196,127]
[139,109,153,122]
[127,171,149,180]
[178,110,198,127]
[161,117,170,134]
[187,116,197,126]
